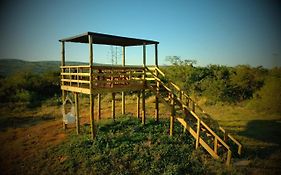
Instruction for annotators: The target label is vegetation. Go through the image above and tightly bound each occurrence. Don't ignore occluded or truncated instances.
[0,58,280,174]
[164,56,280,114]
[0,70,61,106]
[22,117,216,175]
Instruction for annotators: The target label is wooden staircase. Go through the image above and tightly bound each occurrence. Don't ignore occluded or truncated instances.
[145,66,242,165]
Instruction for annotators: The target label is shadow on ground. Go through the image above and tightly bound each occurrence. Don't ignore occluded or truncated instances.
[0,115,56,131]
[239,119,281,146]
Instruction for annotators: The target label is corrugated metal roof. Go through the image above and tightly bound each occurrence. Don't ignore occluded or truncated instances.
[59,32,159,46]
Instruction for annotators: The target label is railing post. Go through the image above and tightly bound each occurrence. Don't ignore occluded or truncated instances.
[170,94,175,136]
[74,92,80,134]
[77,67,79,87]
[196,118,201,149]
[214,137,218,154]
[112,92,116,121]
[226,150,232,166]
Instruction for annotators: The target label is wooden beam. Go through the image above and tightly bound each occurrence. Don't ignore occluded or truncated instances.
[142,90,145,125]
[122,92,125,115]
[74,92,80,134]
[122,46,125,66]
[143,44,146,66]
[214,137,218,154]
[142,44,146,125]
[112,93,116,121]
[61,41,66,130]
[155,68,159,122]
[170,94,175,136]
[61,86,90,94]
[90,94,95,139]
[89,35,93,65]
[196,118,200,149]
[98,93,101,120]
[137,92,140,119]
[89,34,95,139]
[155,44,158,66]
[122,46,125,115]
[226,150,232,166]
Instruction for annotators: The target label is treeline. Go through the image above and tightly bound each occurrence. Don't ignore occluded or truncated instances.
[0,70,60,106]
[164,57,281,113]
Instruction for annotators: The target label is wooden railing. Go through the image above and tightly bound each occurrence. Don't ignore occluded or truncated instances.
[145,66,242,165]
[61,65,145,94]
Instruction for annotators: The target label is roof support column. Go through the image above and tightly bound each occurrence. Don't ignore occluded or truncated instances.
[61,41,66,130]
[154,43,159,122]
[142,44,146,125]
[89,34,95,139]
[122,46,126,115]
[155,44,158,67]
[143,44,146,66]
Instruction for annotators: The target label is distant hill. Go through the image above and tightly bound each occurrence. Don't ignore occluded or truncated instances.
[0,59,88,77]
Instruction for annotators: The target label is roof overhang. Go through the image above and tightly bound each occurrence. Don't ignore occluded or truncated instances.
[59,32,159,46]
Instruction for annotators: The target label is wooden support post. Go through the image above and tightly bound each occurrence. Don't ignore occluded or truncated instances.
[89,34,95,139]
[98,93,101,120]
[90,94,95,139]
[155,44,158,66]
[122,46,125,115]
[112,93,116,121]
[196,118,201,149]
[122,92,125,115]
[214,137,218,154]
[170,94,175,136]
[143,44,146,66]
[155,95,159,122]
[155,69,159,122]
[61,41,66,130]
[74,92,80,134]
[137,92,140,119]
[142,90,146,125]
[141,44,146,125]
[226,150,232,166]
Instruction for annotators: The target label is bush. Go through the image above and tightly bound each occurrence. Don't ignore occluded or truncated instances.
[0,70,60,105]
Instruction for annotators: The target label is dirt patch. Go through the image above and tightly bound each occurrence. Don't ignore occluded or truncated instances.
[0,119,68,174]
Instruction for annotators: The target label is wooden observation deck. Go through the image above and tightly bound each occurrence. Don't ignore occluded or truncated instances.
[59,32,242,165]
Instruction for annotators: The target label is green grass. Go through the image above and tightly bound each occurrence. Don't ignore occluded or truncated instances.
[22,117,211,175]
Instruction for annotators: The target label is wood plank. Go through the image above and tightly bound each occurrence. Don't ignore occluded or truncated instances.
[61,79,90,84]
[199,138,219,159]
[60,65,90,68]
[61,72,90,76]
[61,85,90,94]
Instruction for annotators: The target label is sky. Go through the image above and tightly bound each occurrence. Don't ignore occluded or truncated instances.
[0,0,280,67]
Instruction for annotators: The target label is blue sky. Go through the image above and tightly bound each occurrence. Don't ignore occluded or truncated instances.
[0,0,280,67]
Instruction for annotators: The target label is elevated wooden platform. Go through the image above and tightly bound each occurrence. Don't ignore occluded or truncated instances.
[59,32,242,165]
[61,65,146,94]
